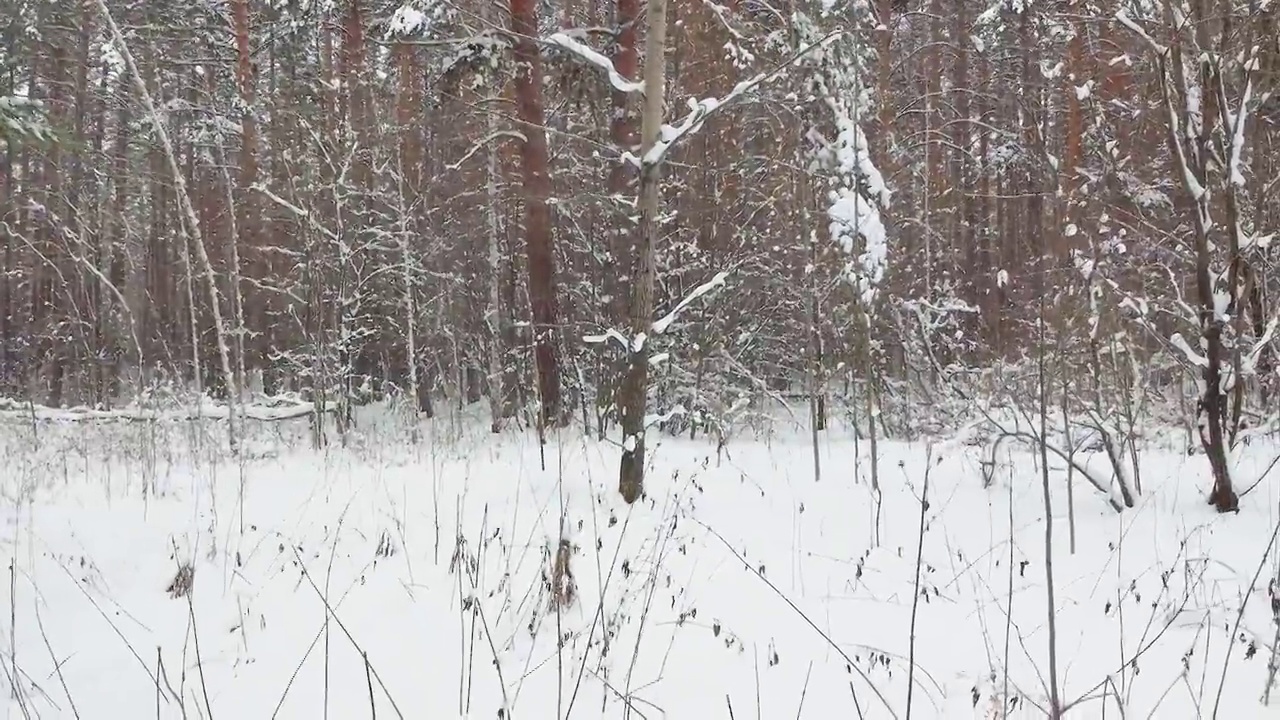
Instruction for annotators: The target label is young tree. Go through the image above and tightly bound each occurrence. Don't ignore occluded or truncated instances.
[616,0,669,503]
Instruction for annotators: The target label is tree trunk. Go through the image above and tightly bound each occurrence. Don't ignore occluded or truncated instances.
[618,0,668,504]
[98,0,240,445]
[230,0,255,398]
[598,0,640,430]
[509,0,563,426]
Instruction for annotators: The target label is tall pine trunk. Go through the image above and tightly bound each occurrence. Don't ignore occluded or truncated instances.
[510,0,563,426]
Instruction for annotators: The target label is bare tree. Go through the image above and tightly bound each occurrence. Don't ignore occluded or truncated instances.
[617,0,669,503]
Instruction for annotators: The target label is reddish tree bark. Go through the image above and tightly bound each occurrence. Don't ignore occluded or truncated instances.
[509,0,563,425]
[607,0,639,323]
[231,0,262,390]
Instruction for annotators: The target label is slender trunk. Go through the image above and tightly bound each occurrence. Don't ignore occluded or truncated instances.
[599,0,640,429]
[618,0,668,504]
[1038,287,1062,719]
[393,40,422,428]
[98,0,240,446]
[230,0,255,397]
[486,107,508,432]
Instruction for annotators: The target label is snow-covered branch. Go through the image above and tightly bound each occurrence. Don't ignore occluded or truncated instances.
[446,130,527,171]
[255,184,340,242]
[546,32,643,94]
[1115,11,1167,56]
[641,31,842,167]
[0,396,329,423]
[583,328,631,351]
[652,271,730,334]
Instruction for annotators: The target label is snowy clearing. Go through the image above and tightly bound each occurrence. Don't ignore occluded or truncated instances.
[2,408,1279,718]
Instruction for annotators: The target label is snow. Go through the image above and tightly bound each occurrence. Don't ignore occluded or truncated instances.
[651,271,730,334]
[0,396,323,423]
[1226,75,1253,188]
[582,328,630,351]
[644,74,766,166]
[1171,331,1209,367]
[546,32,644,94]
[5,407,1280,718]
[819,91,890,305]
[388,5,429,36]
[1213,287,1232,322]
[828,188,888,303]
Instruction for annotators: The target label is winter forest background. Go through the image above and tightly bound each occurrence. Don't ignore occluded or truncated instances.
[2,0,1279,506]
[3,0,1280,717]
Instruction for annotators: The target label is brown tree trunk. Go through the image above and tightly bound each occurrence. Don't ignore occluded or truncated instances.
[231,0,257,394]
[597,0,641,430]
[509,0,563,426]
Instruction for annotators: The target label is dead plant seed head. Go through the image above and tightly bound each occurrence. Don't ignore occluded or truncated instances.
[167,562,194,600]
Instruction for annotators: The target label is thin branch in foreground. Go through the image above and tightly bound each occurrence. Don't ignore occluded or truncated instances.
[695,519,899,720]
[185,571,215,720]
[34,592,81,719]
[905,447,934,719]
[364,652,377,719]
[1210,514,1280,719]
[292,548,406,720]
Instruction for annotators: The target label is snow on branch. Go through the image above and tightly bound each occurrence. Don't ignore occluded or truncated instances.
[652,271,730,334]
[583,271,728,359]
[1114,10,1167,56]
[0,397,329,424]
[1245,315,1279,374]
[642,31,842,167]
[1170,332,1209,368]
[546,32,644,94]
[582,328,631,351]
[645,405,687,429]
[1222,68,1253,189]
[446,129,527,171]
[643,75,763,165]
[255,184,339,242]
[385,2,453,39]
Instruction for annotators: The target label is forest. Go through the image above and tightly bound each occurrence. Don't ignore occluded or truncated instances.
[1,0,1277,505]
[2,2,1280,716]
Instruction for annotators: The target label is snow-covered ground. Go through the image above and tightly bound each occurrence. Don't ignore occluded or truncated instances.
[2,407,1279,718]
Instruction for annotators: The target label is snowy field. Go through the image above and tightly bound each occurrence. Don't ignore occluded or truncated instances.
[2,406,1280,719]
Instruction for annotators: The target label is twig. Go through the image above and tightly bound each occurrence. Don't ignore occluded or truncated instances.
[463,557,513,718]
[906,447,933,720]
[1106,675,1128,719]
[156,647,162,720]
[292,548,406,719]
[1062,552,1208,713]
[10,560,16,700]
[697,520,898,719]
[324,511,352,720]
[1210,514,1280,718]
[34,592,81,719]
[364,652,377,719]
[1239,451,1280,498]
[185,573,215,720]
[848,680,865,719]
[1002,462,1014,710]
[1,658,31,720]
[51,554,165,697]
[795,661,813,719]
